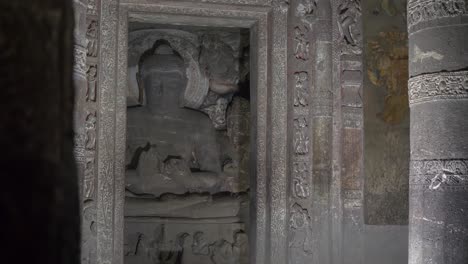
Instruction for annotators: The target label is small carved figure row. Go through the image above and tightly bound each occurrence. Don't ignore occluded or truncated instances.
[125,228,248,264]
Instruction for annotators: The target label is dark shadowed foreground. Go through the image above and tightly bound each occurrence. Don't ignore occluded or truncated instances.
[0,1,79,264]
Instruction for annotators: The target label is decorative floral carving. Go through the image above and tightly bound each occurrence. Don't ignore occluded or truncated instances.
[408,0,468,30]
[408,71,468,104]
[410,159,468,190]
[74,45,87,76]
[338,0,362,55]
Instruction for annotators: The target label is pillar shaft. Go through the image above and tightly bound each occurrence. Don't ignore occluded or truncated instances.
[408,1,468,263]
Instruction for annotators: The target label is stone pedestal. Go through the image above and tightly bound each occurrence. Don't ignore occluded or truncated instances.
[408,1,468,263]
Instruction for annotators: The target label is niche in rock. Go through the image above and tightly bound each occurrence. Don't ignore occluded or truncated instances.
[124,23,251,264]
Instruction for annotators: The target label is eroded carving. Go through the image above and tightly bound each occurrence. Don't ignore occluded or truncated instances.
[87,0,98,16]
[408,71,468,104]
[296,0,317,29]
[84,158,95,199]
[86,65,97,102]
[410,159,468,190]
[289,203,313,254]
[86,19,98,57]
[338,0,363,54]
[294,72,309,107]
[408,0,468,30]
[85,111,96,150]
[293,116,309,155]
[292,162,311,198]
[294,26,310,61]
[125,227,248,264]
[74,45,87,76]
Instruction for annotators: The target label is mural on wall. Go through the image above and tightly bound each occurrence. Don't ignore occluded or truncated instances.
[367,31,408,125]
[363,0,409,225]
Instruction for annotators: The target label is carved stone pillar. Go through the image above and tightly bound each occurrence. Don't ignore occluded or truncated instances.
[73,0,99,264]
[407,1,468,263]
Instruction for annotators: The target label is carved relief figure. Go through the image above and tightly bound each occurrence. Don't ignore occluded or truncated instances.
[85,111,96,150]
[293,116,309,155]
[84,158,95,199]
[338,0,362,54]
[289,203,313,255]
[294,26,310,61]
[86,20,98,57]
[296,0,317,29]
[293,162,310,198]
[294,72,309,107]
[199,34,241,130]
[86,65,97,102]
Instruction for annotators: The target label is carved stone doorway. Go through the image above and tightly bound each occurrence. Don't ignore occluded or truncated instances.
[123,23,251,264]
[93,2,288,264]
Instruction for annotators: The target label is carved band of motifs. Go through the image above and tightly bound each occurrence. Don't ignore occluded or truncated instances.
[408,0,468,30]
[408,71,468,105]
[409,159,468,190]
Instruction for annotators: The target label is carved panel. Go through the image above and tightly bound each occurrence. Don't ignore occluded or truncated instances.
[338,0,362,55]
[408,71,468,104]
[408,0,468,30]
[294,72,309,107]
[289,203,313,254]
[294,26,310,60]
[410,159,468,190]
[292,162,311,199]
[74,45,88,77]
[86,19,99,58]
[86,65,97,102]
[293,116,310,155]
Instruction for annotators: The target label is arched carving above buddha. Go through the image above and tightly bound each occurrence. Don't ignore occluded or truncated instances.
[127,29,248,130]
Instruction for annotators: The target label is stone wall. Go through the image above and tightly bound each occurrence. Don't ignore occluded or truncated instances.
[363,0,409,225]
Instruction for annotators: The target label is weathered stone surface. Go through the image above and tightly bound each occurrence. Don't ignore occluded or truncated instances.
[124,222,248,264]
[408,1,468,263]
[363,0,409,225]
[0,1,79,264]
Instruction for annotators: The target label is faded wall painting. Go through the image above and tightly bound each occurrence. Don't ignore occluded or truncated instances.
[124,24,251,264]
[363,0,409,225]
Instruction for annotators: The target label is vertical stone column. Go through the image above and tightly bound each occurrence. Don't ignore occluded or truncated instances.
[73,0,100,264]
[335,0,364,263]
[288,1,334,263]
[407,1,468,263]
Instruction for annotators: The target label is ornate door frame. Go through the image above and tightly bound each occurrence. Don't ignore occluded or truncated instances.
[94,1,289,264]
